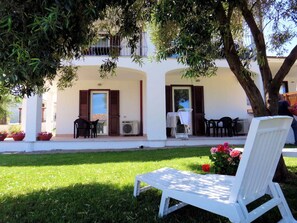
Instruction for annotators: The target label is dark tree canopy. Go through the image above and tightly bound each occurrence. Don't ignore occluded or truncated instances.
[0,0,151,96]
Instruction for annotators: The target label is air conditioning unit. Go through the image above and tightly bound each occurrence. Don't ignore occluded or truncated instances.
[122,121,139,135]
[236,119,250,135]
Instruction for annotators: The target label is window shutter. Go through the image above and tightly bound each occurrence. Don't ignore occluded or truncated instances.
[192,86,205,135]
[79,90,89,120]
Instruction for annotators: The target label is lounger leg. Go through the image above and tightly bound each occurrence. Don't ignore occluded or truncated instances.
[133,179,141,197]
[158,193,170,218]
[274,183,297,222]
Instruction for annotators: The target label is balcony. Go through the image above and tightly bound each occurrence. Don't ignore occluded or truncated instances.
[84,32,148,57]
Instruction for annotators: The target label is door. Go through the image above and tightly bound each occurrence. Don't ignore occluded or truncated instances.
[90,91,109,135]
[172,86,192,134]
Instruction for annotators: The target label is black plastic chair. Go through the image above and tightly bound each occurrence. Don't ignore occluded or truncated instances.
[90,119,99,138]
[216,117,233,137]
[204,118,217,136]
[74,118,91,138]
[232,117,239,136]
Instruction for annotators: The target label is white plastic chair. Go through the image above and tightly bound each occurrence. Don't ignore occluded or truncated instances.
[175,108,193,139]
[134,116,296,222]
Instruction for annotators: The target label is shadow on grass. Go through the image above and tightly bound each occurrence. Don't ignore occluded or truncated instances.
[1,182,296,223]
[0,182,229,223]
[0,147,210,167]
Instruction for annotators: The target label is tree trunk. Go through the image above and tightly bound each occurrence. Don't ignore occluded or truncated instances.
[214,1,289,182]
[273,155,289,182]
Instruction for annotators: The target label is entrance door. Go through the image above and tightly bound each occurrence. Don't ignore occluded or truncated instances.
[172,86,192,134]
[90,91,109,135]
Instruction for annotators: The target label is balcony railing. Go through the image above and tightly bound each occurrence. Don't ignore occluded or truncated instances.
[84,32,148,57]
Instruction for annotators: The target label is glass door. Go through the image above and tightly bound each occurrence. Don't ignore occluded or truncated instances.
[172,86,192,134]
[90,91,109,135]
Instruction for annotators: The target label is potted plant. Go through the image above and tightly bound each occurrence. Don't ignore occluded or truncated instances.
[11,131,26,141]
[38,132,53,141]
[0,131,8,141]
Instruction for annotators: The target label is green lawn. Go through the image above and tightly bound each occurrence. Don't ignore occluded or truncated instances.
[0,147,296,223]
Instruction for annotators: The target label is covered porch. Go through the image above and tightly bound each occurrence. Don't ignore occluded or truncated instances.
[0,135,247,153]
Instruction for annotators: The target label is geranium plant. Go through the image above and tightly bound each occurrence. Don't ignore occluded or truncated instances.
[202,142,242,175]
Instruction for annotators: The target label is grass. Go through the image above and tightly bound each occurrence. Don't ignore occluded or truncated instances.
[0,147,296,223]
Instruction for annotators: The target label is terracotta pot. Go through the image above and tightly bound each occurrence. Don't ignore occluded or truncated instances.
[38,134,52,141]
[0,134,7,141]
[12,134,25,141]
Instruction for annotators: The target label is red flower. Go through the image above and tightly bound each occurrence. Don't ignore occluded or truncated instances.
[202,164,211,172]
[217,145,225,152]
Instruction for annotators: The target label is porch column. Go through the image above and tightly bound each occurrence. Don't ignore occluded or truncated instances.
[45,91,55,133]
[23,95,42,142]
[145,68,167,140]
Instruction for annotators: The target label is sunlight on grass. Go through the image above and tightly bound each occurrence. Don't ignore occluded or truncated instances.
[0,147,296,223]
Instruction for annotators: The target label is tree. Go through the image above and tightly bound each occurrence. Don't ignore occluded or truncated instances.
[0,0,148,96]
[147,0,297,181]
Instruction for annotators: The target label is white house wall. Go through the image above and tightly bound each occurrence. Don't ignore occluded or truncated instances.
[166,68,249,120]
[56,70,142,136]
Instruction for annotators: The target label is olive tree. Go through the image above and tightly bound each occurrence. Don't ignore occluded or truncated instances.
[148,0,297,181]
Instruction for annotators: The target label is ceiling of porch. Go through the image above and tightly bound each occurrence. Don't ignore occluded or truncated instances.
[76,66,145,81]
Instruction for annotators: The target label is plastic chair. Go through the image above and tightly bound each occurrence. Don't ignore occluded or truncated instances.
[90,119,99,138]
[216,116,233,137]
[176,108,193,139]
[232,117,239,136]
[204,118,217,136]
[73,118,91,138]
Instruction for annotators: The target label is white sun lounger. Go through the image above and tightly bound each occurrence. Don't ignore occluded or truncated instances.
[134,116,297,222]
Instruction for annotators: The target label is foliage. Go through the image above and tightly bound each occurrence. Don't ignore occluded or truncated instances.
[203,143,242,175]
[8,125,22,134]
[11,131,25,137]
[0,130,8,135]
[0,0,152,97]
[147,0,297,117]
[0,86,21,119]
[0,148,296,222]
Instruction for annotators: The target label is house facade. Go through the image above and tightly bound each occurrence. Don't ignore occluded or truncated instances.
[1,32,297,152]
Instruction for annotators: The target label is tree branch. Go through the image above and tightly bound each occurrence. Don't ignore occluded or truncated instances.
[214,1,266,116]
[238,0,273,101]
[273,45,297,88]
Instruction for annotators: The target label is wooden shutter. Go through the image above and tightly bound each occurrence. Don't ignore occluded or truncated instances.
[109,90,120,136]
[79,90,89,120]
[165,86,173,137]
[192,86,205,135]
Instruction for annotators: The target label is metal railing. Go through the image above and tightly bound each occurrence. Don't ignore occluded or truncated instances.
[84,32,148,57]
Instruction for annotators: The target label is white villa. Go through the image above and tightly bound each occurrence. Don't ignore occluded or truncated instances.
[0,32,297,153]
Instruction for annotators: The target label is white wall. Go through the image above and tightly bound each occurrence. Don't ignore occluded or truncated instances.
[56,76,141,135]
[166,68,249,120]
